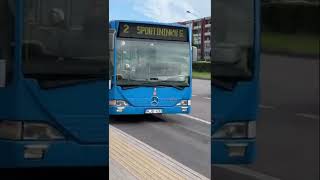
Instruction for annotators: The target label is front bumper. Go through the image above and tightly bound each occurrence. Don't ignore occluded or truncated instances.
[212,139,256,164]
[0,140,108,168]
[109,105,191,115]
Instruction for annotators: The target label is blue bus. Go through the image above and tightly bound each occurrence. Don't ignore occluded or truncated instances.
[109,20,196,115]
[0,0,108,168]
[212,0,260,163]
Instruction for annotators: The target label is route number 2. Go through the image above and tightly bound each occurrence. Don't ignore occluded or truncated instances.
[123,24,129,33]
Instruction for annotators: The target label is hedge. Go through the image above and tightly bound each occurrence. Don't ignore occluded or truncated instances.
[262,3,320,34]
[192,62,211,72]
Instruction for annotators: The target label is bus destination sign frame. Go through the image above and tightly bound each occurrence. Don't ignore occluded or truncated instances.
[118,22,189,42]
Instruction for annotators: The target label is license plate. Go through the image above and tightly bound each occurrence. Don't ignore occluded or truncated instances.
[145,109,163,114]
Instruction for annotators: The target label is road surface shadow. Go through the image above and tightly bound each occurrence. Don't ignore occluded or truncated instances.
[109,114,167,124]
[212,165,258,180]
[0,167,108,179]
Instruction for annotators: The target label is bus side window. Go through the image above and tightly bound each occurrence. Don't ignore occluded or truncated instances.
[109,29,115,82]
[0,0,14,85]
[109,50,114,81]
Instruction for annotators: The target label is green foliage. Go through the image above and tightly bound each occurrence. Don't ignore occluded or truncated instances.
[192,71,211,80]
[262,32,320,55]
[262,3,320,34]
[192,62,211,72]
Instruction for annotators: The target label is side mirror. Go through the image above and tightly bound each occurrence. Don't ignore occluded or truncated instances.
[192,46,198,62]
[0,59,6,87]
[109,29,116,50]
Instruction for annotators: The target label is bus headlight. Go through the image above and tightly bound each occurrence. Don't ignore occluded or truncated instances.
[23,123,64,140]
[109,100,128,107]
[176,100,191,106]
[0,120,64,140]
[212,121,256,139]
[0,120,22,140]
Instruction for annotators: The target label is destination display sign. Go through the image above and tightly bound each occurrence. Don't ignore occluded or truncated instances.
[118,22,189,42]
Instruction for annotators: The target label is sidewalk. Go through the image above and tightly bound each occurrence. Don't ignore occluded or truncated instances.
[109,125,209,180]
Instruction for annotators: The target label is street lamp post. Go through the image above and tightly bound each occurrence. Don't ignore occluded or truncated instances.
[186,10,205,60]
[186,10,200,19]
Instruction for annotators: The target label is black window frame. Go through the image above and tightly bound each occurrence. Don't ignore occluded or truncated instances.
[21,0,108,89]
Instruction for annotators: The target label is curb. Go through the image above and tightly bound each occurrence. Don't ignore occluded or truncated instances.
[262,49,319,59]
[192,77,211,80]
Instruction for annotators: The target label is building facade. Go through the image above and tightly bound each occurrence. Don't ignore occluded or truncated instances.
[180,17,211,61]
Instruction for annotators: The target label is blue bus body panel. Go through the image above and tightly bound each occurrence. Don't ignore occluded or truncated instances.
[109,86,191,114]
[212,82,259,124]
[21,80,108,144]
[113,86,191,107]
[0,0,108,168]
[212,0,261,164]
[0,141,107,167]
[212,84,259,163]
[0,79,108,168]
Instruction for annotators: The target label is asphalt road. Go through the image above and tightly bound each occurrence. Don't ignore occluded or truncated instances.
[213,54,319,180]
[110,79,211,178]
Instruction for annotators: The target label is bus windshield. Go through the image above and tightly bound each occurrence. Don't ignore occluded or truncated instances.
[116,38,190,86]
[214,0,254,46]
[22,0,108,80]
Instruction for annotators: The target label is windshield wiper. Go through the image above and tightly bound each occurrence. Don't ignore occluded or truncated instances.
[120,83,154,90]
[119,81,187,90]
[119,80,154,89]
[156,82,186,90]
[149,77,159,81]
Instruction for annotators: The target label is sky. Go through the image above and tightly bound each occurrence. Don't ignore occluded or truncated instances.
[109,0,211,23]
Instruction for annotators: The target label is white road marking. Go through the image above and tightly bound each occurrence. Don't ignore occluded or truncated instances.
[296,113,319,120]
[179,114,211,125]
[203,97,211,100]
[259,104,275,109]
[192,94,197,97]
[154,114,211,137]
[215,165,281,180]
[177,125,211,138]
[259,105,319,120]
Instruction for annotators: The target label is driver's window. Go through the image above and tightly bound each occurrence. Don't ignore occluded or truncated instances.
[109,50,114,80]
[213,0,254,79]
[0,0,14,85]
[23,0,108,81]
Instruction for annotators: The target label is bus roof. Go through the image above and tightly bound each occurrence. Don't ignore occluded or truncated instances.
[109,20,188,28]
